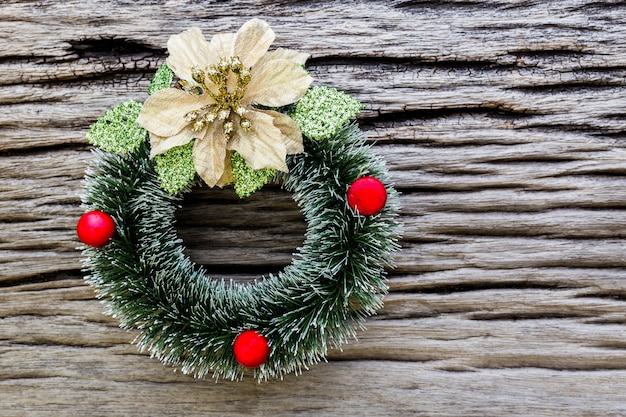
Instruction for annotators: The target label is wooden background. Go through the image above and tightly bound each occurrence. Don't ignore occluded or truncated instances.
[2,0,626,415]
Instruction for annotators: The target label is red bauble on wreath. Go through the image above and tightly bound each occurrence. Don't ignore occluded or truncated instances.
[77,210,116,248]
[233,330,270,368]
[347,176,388,216]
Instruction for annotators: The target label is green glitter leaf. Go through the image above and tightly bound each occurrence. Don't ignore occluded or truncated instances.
[290,86,364,140]
[154,141,196,195]
[148,64,174,95]
[85,100,147,154]
[231,152,276,198]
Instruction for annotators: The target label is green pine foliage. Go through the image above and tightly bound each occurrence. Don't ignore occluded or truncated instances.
[81,119,400,381]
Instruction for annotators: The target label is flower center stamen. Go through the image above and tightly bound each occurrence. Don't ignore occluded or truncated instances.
[181,56,253,141]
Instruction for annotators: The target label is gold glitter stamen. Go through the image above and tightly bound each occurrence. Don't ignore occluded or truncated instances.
[181,56,254,141]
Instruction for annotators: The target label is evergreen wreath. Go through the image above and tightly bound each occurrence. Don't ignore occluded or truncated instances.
[77,19,401,381]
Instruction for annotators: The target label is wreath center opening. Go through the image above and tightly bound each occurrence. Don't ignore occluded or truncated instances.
[175,185,306,283]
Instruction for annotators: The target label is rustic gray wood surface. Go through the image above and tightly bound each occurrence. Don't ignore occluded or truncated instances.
[2,1,626,416]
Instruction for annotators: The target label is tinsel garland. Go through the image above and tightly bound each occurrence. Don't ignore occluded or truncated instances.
[81,123,401,381]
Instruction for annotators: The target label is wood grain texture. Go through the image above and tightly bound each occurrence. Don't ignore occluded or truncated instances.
[2,0,626,415]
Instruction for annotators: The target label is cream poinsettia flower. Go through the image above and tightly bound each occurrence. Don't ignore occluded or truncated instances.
[137,19,313,187]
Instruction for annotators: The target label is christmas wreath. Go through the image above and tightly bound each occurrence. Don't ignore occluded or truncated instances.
[77,19,401,381]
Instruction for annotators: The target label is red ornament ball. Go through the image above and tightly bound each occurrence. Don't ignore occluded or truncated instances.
[76,210,116,248]
[233,330,270,368]
[347,176,388,216]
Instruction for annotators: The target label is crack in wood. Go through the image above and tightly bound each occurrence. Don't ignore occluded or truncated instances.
[67,37,163,59]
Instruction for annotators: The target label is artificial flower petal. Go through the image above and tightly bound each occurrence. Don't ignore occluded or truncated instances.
[228,110,288,172]
[138,88,214,137]
[257,48,309,67]
[209,32,235,61]
[234,18,275,69]
[148,126,197,158]
[193,124,227,187]
[167,28,217,83]
[246,59,313,107]
[216,151,235,187]
[259,109,304,154]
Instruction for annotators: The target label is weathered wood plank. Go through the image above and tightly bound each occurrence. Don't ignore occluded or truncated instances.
[2,280,626,416]
[2,0,626,415]
[3,356,626,417]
